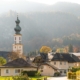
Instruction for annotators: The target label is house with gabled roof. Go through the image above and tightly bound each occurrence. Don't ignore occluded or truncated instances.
[0,58,37,76]
[50,53,80,75]
[38,62,58,76]
[33,52,80,76]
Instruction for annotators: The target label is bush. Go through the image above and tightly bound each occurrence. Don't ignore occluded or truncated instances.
[67,72,76,79]
[12,76,29,80]
[70,67,80,72]
[22,71,37,76]
[44,77,47,80]
[35,71,41,77]
[54,72,61,77]
[37,78,42,80]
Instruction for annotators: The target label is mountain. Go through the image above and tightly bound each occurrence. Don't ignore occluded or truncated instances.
[1,1,80,16]
[0,11,80,53]
[0,0,47,14]
[0,2,80,53]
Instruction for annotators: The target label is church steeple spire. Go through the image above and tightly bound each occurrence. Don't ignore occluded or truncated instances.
[14,15,21,34]
[13,15,23,54]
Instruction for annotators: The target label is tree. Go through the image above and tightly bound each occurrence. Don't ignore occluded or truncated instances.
[40,46,52,53]
[56,47,68,53]
[69,44,73,52]
[0,57,6,66]
[8,51,26,61]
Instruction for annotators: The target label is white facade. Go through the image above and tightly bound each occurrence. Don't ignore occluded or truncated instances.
[13,34,23,54]
[14,34,22,44]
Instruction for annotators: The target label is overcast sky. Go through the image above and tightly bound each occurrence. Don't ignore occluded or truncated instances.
[0,0,79,14]
[26,0,80,5]
[0,0,80,5]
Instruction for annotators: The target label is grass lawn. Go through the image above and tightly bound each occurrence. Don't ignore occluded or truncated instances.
[0,76,45,80]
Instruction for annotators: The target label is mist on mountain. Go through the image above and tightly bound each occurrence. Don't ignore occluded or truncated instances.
[0,1,80,53]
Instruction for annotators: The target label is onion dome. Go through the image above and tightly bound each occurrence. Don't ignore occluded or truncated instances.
[14,16,21,34]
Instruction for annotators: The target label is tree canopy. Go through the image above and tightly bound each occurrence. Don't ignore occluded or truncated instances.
[69,44,73,52]
[0,57,7,66]
[40,46,52,53]
[8,52,26,61]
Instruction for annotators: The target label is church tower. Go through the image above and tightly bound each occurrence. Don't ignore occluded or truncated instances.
[13,16,23,54]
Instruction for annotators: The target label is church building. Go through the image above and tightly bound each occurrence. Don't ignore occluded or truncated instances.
[0,16,24,61]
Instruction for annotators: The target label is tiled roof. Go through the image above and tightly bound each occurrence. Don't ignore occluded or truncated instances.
[33,53,48,63]
[33,56,45,63]
[52,53,80,62]
[33,53,80,63]
[39,62,58,70]
[2,58,37,68]
[72,53,80,56]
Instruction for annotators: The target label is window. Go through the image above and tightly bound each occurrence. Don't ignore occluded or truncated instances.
[5,69,9,74]
[40,70,43,72]
[15,37,16,40]
[69,66,71,69]
[19,37,21,40]
[54,62,56,65]
[60,62,62,65]
[64,70,66,73]
[15,69,20,73]
[64,62,66,65]
[21,69,23,72]
[60,71,62,73]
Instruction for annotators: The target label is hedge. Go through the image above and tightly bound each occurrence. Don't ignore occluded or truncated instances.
[22,71,37,76]
[67,72,76,79]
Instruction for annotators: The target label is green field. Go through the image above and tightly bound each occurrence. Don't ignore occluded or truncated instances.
[0,76,45,80]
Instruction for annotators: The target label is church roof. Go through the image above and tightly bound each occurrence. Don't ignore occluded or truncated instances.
[1,58,37,68]
[14,16,21,34]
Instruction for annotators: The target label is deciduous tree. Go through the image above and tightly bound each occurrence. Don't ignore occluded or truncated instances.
[40,46,52,53]
[69,44,73,52]
[0,57,6,66]
[8,51,26,61]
